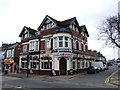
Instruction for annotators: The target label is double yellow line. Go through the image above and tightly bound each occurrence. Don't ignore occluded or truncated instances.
[105,70,119,88]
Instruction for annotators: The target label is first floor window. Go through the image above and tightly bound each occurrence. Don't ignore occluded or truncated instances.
[59,42,63,47]
[23,45,27,52]
[65,42,68,47]
[54,37,57,48]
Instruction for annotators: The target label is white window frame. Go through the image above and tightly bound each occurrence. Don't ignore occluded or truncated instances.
[11,49,14,57]
[29,40,39,51]
[79,41,82,51]
[73,39,76,49]
[45,37,51,49]
[23,45,27,52]
[41,60,52,70]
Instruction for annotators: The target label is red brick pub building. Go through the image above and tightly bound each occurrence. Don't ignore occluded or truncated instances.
[19,15,95,75]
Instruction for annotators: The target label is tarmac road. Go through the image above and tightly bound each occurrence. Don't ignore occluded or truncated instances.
[2,65,119,89]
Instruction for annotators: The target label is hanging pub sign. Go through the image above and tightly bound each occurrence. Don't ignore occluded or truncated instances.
[4,59,14,64]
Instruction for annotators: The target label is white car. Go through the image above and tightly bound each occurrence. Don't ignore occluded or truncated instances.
[118,63,120,67]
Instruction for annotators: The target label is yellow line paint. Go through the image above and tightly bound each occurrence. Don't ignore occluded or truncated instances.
[105,70,119,88]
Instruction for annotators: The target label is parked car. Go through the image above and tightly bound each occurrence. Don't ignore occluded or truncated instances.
[91,62,104,71]
[87,66,99,74]
[118,63,120,67]
[103,64,109,70]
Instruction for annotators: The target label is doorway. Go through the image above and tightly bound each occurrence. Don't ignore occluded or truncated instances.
[59,57,67,75]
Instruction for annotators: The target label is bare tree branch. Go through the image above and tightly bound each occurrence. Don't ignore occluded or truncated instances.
[98,15,120,48]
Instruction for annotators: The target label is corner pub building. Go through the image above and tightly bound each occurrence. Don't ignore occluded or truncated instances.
[19,15,95,75]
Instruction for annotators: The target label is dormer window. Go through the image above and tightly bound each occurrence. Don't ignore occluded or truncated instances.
[22,30,29,39]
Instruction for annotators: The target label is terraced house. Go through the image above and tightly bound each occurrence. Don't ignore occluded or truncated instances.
[19,15,96,75]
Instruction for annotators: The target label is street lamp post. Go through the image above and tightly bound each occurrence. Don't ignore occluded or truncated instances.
[27,55,30,78]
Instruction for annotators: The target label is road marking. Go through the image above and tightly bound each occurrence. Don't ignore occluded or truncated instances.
[68,73,86,80]
[105,70,119,88]
[16,86,22,88]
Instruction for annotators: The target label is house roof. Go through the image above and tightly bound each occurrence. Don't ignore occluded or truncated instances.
[38,15,77,29]
[19,26,37,37]
[57,17,76,27]
[80,25,89,37]
[7,42,20,49]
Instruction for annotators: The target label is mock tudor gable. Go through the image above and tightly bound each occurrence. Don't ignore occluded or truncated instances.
[38,15,57,31]
[19,26,37,38]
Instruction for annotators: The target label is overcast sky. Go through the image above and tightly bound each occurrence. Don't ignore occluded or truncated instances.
[0,0,119,60]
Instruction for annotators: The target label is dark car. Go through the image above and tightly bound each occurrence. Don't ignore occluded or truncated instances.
[87,66,99,74]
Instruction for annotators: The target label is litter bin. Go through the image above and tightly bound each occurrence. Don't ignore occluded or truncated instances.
[4,70,8,75]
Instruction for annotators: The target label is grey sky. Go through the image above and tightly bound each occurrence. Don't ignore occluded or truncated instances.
[0,0,119,60]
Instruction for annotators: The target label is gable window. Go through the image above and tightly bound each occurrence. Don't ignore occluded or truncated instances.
[22,30,29,39]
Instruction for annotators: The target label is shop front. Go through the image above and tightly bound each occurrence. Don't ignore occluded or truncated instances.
[3,59,14,72]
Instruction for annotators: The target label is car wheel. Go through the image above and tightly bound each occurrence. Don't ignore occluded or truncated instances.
[93,71,96,74]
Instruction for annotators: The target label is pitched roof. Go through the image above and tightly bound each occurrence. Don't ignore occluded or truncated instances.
[80,25,89,37]
[19,26,37,37]
[57,17,75,27]
[38,15,76,30]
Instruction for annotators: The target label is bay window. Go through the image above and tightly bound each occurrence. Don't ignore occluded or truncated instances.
[54,36,70,48]
[65,37,68,47]
[59,36,63,47]
[54,37,57,48]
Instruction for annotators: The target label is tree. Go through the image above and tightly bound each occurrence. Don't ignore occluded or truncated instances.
[98,15,120,48]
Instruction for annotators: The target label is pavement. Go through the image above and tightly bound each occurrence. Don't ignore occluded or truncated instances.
[105,67,120,88]
[2,71,87,82]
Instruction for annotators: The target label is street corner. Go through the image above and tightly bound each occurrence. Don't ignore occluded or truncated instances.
[105,70,120,88]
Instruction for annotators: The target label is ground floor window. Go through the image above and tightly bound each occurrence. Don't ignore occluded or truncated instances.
[73,62,75,69]
[21,62,27,68]
[89,62,92,67]
[82,62,84,68]
[30,61,39,69]
[41,62,52,69]
[77,62,80,69]
[86,62,88,67]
